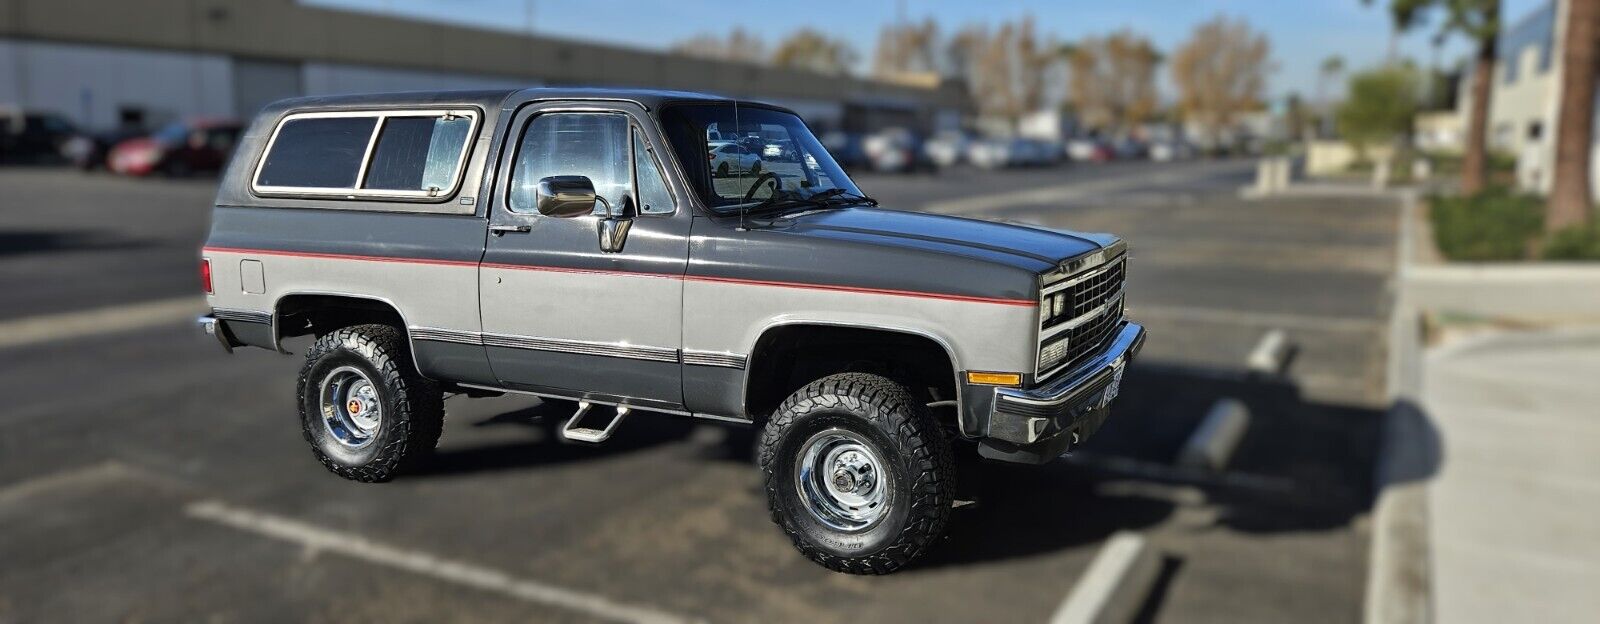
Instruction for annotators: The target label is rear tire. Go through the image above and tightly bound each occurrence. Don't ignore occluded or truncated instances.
[759,373,954,574]
[297,324,444,483]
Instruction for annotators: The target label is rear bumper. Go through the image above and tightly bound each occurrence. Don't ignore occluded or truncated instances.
[197,315,237,353]
[976,321,1145,464]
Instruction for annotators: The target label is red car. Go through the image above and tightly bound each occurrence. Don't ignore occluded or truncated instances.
[108,119,243,176]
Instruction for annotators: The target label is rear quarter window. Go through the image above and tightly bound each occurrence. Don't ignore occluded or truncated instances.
[251,109,478,201]
[255,116,376,188]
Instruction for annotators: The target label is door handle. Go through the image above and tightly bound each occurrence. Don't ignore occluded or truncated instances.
[489,224,531,235]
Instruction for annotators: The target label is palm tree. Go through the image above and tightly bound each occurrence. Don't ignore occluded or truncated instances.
[1548,0,1599,232]
[1375,0,1501,194]
[1317,55,1346,135]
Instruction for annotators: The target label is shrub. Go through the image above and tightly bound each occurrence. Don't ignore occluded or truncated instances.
[1542,223,1600,260]
[1429,187,1544,261]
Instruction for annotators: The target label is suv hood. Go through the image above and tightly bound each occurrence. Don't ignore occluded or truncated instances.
[764,206,1111,273]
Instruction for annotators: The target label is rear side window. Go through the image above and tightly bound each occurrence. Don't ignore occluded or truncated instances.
[252,109,478,200]
[255,117,376,189]
[363,115,474,191]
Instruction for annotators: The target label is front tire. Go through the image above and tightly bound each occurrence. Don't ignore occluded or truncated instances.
[297,324,444,482]
[759,373,954,574]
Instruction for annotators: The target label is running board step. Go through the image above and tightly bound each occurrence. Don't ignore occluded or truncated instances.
[559,401,629,444]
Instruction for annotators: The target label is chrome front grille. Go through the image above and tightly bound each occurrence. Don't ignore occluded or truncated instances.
[1037,255,1126,379]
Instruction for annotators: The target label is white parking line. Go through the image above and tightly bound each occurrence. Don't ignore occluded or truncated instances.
[0,296,207,350]
[1049,531,1163,624]
[186,500,695,624]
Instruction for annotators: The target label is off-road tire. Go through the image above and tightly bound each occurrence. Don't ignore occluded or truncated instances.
[297,324,444,482]
[759,372,955,574]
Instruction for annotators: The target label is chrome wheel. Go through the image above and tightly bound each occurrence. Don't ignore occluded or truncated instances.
[795,428,891,532]
[319,365,383,449]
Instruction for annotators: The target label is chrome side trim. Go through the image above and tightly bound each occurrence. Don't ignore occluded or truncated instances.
[211,307,273,325]
[480,333,680,363]
[682,349,748,369]
[408,326,483,346]
[410,326,685,364]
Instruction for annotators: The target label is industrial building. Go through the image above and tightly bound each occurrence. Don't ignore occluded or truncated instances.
[0,0,968,133]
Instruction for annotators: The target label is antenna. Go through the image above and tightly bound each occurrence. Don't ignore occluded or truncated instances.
[735,100,747,231]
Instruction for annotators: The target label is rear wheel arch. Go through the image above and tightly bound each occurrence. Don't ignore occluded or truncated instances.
[273,293,413,352]
[741,322,963,432]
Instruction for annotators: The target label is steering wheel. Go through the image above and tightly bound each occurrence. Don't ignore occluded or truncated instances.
[740,171,783,204]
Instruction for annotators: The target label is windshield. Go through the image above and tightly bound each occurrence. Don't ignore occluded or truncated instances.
[658,104,863,213]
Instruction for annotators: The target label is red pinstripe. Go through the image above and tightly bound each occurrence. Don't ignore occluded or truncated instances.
[202,246,1037,307]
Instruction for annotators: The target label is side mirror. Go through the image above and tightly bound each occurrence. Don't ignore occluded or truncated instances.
[535,176,598,217]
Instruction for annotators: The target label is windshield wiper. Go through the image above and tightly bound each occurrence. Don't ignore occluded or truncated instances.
[806,188,879,207]
[731,188,879,219]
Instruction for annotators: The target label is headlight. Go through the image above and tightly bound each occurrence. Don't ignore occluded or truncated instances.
[1053,293,1067,318]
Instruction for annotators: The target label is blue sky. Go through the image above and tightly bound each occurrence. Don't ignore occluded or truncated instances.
[310,0,1546,101]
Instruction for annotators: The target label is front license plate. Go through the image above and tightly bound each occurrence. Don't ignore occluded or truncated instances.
[1098,359,1126,409]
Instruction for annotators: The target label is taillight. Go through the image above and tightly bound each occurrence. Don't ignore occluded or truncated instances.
[201,258,213,294]
[708,153,716,161]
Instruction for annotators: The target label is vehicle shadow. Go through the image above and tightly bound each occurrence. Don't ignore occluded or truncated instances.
[408,359,1397,570]
[407,399,701,478]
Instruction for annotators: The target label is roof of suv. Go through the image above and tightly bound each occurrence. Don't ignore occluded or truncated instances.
[259,87,774,116]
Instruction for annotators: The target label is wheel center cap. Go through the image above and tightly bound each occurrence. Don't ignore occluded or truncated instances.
[347,399,364,415]
[832,470,856,492]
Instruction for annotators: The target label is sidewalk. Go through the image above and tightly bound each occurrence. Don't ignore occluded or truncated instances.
[1422,328,1600,623]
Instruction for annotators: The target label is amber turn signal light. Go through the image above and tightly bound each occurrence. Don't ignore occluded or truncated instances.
[965,371,1022,387]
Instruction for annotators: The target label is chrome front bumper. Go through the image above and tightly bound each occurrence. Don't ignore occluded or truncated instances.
[978,321,1145,464]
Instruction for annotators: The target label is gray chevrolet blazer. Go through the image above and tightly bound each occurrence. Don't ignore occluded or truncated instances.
[199,87,1144,574]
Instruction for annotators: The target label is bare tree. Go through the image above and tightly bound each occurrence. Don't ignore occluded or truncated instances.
[1170,16,1272,144]
[772,28,859,75]
[1548,0,1598,231]
[670,27,767,63]
[873,18,941,76]
[955,16,1059,126]
[1375,0,1501,194]
[1069,30,1162,132]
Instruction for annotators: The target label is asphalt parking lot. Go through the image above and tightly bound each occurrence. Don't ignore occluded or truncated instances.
[0,160,1397,623]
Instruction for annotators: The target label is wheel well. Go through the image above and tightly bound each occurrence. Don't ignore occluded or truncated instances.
[275,294,405,345]
[743,324,957,421]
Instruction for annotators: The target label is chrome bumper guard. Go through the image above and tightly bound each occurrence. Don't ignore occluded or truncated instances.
[980,321,1145,464]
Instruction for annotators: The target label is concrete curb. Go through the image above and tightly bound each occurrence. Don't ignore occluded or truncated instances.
[1050,532,1163,624]
[1367,188,1433,624]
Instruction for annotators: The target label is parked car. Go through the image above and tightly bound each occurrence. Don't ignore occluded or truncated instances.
[107,118,243,177]
[61,126,148,171]
[820,131,868,170]
[862,127,929,173]
[0,108,78,164]
[707,140,763,177]
[1149,140,1194,162]
[924,131,971,168]
[1066,137,1114,163]
[967,138,1014,170]
[199,88,1144,575]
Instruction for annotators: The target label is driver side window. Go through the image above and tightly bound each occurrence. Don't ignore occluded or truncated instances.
[509,112,629,215]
